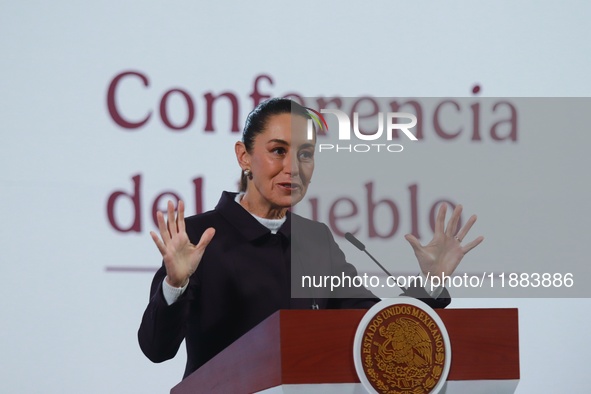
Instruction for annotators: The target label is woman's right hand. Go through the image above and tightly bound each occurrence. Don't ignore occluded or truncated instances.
[150,200,215,288]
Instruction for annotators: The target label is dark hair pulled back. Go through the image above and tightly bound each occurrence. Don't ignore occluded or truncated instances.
[239,98,311,192]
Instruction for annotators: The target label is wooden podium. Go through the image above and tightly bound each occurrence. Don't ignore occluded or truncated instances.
[171,309,519,394]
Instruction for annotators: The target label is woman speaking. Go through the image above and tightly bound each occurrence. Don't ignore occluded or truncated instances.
[138,98,483,379]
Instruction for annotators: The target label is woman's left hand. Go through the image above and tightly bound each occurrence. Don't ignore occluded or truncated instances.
[404,204,484,278]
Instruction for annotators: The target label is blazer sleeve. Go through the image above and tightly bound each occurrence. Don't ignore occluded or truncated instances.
[137,264,193,362]
[403,281,451,309]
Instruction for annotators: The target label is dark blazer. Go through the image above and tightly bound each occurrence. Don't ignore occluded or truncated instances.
[138,191,450,379]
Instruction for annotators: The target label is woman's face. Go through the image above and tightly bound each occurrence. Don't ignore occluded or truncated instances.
[241,113,315,209]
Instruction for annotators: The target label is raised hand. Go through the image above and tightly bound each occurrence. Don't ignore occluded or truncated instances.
[150,200,215,288]
[404,204,483,278]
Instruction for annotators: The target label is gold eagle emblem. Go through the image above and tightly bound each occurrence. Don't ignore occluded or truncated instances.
[359,303,447,393]
[378,317,433,368]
